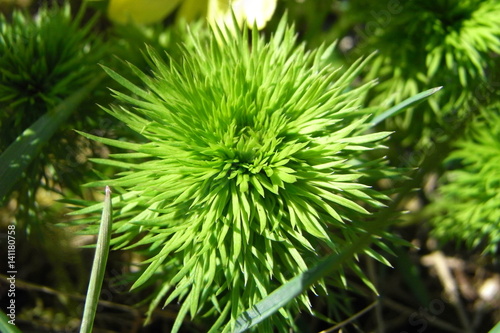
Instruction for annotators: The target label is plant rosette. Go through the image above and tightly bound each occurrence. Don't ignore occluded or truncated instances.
[75,17,398,332]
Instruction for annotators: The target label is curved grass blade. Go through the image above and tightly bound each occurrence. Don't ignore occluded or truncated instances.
[233,232,376,333]
[370,86,443,126]
[0,74,104,201]
[80,186,113,333]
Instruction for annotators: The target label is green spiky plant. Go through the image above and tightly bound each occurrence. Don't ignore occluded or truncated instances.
[346,0,500,148]
[0,3,102,144]
[73,17,404,332]
[429,103,500,254]
[0,3,106,228]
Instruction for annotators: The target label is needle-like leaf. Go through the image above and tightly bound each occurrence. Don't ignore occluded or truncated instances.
[370,86,443,126]
[80,186,113,333]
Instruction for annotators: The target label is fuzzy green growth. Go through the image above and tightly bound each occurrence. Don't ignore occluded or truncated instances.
[79,19,394,332]
[430,104,500,254]
[0,3,102,148]
[0,3,106,233]
[351,0,500,145]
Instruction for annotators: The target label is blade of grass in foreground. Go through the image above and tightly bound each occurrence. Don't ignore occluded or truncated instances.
[233,231,376,333]
[370,86,443,126]
[0,74,104,201]
[489,321,500,333]
[0,310,22,333]
[80,186,113,333]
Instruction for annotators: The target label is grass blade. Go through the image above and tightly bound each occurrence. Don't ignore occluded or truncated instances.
[490,321,500,333]
[233,232,376,332]
[0,74,104,201]
[0,310,22,333]
[80,186,113,333]
[370,86,443,126]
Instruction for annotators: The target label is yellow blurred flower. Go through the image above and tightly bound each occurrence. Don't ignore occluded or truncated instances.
[107,0,182,25]
[107,0,277,29]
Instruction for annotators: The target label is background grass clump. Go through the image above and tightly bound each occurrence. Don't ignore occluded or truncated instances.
[0,2,108,231]
[430,103,500,254]
[344,0,500,148]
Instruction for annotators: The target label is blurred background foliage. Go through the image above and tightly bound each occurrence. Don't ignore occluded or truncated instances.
[0,0,499,332]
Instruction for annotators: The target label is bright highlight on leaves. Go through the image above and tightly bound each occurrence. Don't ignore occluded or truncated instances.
[76,16,397,332]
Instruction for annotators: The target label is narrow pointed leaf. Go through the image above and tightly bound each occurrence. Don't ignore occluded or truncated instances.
[370,86,443,126]
[80,186,113,333]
